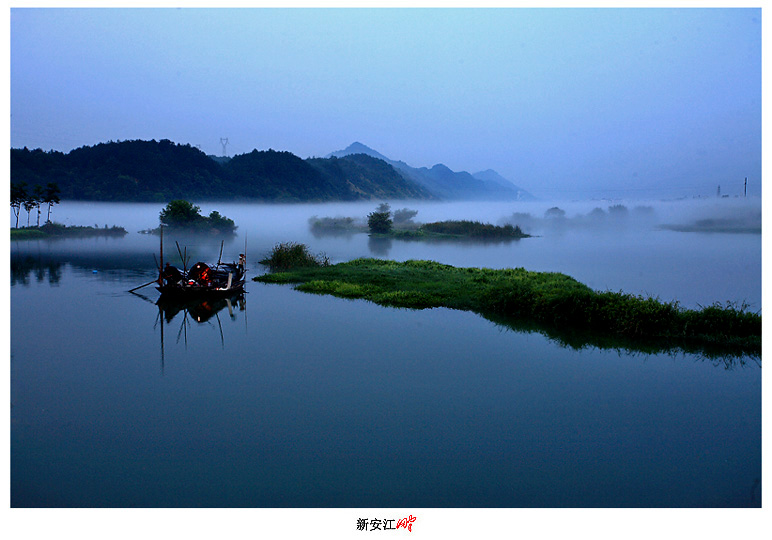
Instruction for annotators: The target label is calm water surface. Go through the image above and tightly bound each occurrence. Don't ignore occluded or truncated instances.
[10,200,761,507]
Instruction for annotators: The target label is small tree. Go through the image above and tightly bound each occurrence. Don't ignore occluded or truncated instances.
[159,200,204,227]
[11,182,27,228]
[43,183,61,223]
[23,192,38,227]
[367,202,392,234]
[207,210,237,234]
[393,208,418,224]
[33,185,44,226]
[544,207,566,219]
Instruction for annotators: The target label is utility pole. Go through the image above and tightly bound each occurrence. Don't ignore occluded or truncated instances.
[744,177,747,197]
[220,138,229,157]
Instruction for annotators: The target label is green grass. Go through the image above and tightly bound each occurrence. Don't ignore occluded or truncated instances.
[419,220,528,239]
[259,242,331,271]
[372,220,530,240]
[10,228,48,239]
[255,257,760,360]
[11,223,128,240]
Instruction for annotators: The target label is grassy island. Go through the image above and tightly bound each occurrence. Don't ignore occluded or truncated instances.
[11,222,128,240]
[255,256,760,360]
[384,220,530,240]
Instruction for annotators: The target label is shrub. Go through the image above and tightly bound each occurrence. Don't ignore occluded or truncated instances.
[367,203,393,234]
[206,210,237,234]
[545,207,566,219]
[309,216,358,232]
[259,242,330,271]
[421,220,526,239]
[393,208,418,224]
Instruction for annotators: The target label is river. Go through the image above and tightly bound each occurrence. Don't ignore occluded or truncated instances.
[10,198,761,507]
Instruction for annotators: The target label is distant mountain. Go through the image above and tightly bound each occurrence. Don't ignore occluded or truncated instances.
[308,153,434,201]
[472,169,536,201]
[11,138,532,203]
[327,142,534,200]
[327,141,391,162]
[10,139,435,203]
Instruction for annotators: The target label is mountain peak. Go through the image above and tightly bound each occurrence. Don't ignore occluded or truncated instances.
[430,163,452,173]
[344,141,373,153]
[325,142,535,201]
[328,142,389,162]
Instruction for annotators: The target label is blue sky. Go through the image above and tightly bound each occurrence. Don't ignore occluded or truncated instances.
[10,7,762,199]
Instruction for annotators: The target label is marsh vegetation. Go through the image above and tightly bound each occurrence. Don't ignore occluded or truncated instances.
[256,255,760,359]
[259,241,331,271]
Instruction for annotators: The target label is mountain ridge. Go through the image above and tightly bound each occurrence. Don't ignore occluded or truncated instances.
[10,140,434,203]
[327,142,534,201]
[11,138,533,203]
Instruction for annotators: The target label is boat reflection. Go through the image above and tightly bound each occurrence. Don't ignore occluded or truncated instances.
[132,291,246,374]
[157,293,246,324]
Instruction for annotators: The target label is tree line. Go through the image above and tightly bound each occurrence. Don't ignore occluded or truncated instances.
[10,139,434,203]
[10,181,61,228]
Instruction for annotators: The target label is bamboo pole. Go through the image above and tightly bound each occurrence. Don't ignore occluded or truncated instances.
[129,279,158,293]
[158,226,164,285]
[176,241,188,272]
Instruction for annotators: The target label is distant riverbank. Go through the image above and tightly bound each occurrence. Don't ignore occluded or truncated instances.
[10,222,128,240]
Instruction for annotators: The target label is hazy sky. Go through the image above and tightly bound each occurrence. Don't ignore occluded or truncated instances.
[10,7,761,199]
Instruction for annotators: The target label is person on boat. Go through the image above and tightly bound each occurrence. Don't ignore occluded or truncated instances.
[162,263,183,285]
[238,254,246,275]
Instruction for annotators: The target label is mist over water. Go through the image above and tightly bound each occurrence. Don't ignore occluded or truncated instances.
[12,196,760,311]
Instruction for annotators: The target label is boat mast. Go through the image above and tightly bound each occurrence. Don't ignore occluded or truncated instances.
[158,225,164,285]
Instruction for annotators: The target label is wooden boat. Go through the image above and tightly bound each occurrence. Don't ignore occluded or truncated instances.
[157,256,246,300]
[130,227,247,300]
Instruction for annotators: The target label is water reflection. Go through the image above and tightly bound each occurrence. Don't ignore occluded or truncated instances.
[367,235,392,256]
[483,310,760,368]
[11,256,64,286]
[157,293,246,325]
[131,291,247,374]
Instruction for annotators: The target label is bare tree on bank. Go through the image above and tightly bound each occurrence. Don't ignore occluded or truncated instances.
[11,182,27,228]
[43,183,61,223]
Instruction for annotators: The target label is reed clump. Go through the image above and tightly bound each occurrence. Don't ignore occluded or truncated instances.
[254,257,760,358]
[259,242,331,271]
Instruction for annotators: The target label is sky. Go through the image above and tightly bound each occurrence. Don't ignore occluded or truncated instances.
[9,6,762,199]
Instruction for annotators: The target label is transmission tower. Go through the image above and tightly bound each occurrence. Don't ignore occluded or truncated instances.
[220,137,229,157]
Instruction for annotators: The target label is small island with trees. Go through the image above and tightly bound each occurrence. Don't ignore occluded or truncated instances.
[143,199,237,235]
[310,203,531,241]
[10,181,129,240]
[10,183,236,240]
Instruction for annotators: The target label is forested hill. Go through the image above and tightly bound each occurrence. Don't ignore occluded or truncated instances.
[10,139,435,202]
